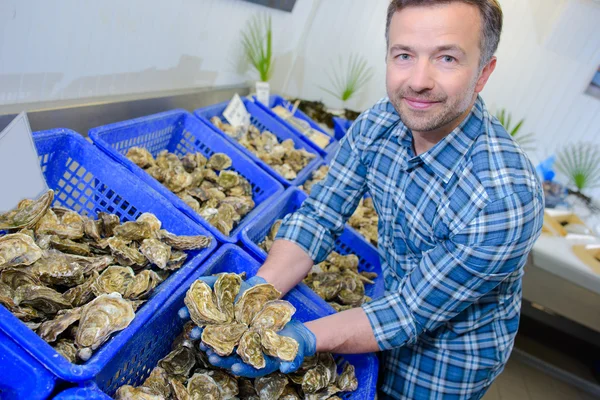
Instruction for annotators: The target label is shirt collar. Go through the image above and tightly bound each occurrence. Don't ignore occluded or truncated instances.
[391,95,487,184]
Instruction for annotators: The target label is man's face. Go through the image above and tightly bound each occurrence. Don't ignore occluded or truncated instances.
[386,2,495,133]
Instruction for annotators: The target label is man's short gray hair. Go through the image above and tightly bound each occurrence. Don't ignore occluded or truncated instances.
[385,0,503,67]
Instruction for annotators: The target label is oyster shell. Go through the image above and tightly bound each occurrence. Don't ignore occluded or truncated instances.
[214,273,241,323]
[0,281,16,311]
[237,330,265,369]
[141,366,172,398]
[0,190,53,230]
[201,323,247,356]
[137,213,162,233]
[75,292,135,355]
[49,236,91,256]
[302,364,331,394]
[37,306,82,342]
[107,237,147,267]
[234,284,280,326]
[217,170,240,190]
[187,373,222,400]
[53,338,78,363]
[159,345,197,377]
[115,385,164,400]
[30,252,86,287]
[0,233,43,269]
[83,218,102,241]
[14,284,72,315]
[207,153,232,171]
[255,373,288,400]
[337,362,358,392]
[92,266,135,297]
[304,385,342,400]
[0,268,42,289]
[205,369,239,400]
[250,300,295,331]
[258,329,299,362]
[140,238,171,270]
[169,377,191,400]
[126,147,156,169]
[279,385,302,400]
[166,250,188,271]
[124,270,162,300]
[158,230,212,251]
[238,378,258,399]
[98,212,121,237]
[113,221,153,241]
[62,271,99,307]
[184,280,228,326]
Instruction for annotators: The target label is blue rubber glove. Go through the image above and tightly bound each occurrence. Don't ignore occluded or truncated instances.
[208,319,317,377]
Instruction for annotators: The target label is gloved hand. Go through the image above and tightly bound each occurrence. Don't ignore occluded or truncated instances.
[177,275,268,344]
[206,319,317,377]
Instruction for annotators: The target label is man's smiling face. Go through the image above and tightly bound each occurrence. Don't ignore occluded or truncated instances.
[386,2,495,134]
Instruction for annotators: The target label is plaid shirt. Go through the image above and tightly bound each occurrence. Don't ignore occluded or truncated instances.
[277,96,544,399]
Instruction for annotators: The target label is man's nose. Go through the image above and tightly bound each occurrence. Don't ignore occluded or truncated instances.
[408,60,435,93]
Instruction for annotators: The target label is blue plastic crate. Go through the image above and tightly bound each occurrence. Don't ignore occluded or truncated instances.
[240,187,384,310]
[254,95,337,157]
[194,97,323,187]
[333,117,353,141]
[53,383,110,400]
[88,109,284,244]
[0,129,217,390]
[53,245,378,399]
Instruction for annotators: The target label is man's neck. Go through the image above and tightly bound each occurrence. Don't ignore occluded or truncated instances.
[412,98,476,156]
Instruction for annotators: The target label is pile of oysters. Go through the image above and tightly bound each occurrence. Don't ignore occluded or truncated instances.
[259,222,377,312]
[115,273,358,399]
[0,190,211,364]
[126,148,255,236]
[210,117,316,181]
[301,166,379,247]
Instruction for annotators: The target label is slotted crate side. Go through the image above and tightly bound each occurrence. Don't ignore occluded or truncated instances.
[333,117,353,141]
[240,187,384,304]
[74,245,377,399]
[0,129,217,386]
[53,382,111,400]
[254,95,337,157]
[194,98,323,187]
[88,109,284,243]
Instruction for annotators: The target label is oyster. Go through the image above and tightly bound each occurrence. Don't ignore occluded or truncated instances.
[158,230,212,251]
[184,280,228,326]
[159,345,197,377]
[0,268,42,289]
[337,362,358,392]
[140,238,171,270]
[237,330,265,369]
[201,323,247,356]
[107,237,147,267]
[53,339,78,363]
[98,212,120,237]
[75,292,135,357]
[205,369,239,400]
[141,366,172,398]
[30,252,85,287]
[49,236,91,256]
[83,218,102,241]
[14,285,72,315]
[234,284,281,326]
[255,373,288,400]
[0,233,43,269]
[55,211,85,240]
[238,378,258,399]
[37,307,82,343]
[187,373,222,400]
[259,329,299,362]
[169,377,191,400]
[0,282,16,311]
[305,386,342,400]
[124,270,162,300]
[302,364,331,394]
[217,170,240,190]
[92,266,135,297]
[113,221,153,241]
[214,273,241,323]
[207,153,232,171]
[137,213,162,233]
[250,300,295,331]
[182,153,207,173]
[0,190,53,230]
[167,250,188,271]
[279,385,302,400]
[126,147,155,169]
[115,385,164,400]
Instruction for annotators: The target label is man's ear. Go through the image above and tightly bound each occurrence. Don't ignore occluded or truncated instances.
[475,57,497,93]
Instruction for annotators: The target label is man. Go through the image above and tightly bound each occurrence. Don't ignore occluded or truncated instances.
[202,0,544,398]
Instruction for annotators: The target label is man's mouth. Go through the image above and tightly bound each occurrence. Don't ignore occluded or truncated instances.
[403,97,441,110]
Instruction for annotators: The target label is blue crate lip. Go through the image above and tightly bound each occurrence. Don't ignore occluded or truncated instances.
[0,128,217,385]
[88,109,284,244]
[253,94,338,158]
[239,187,384,313]
[333,117,353,141]
[193,97,323,187]
[60,244,377,399]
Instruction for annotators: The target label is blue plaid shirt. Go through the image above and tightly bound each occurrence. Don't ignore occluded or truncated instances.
[277,96,544,399]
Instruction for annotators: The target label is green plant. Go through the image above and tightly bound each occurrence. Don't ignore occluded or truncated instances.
[495,108,536,151]
[555,142,600,194]
[320,54,374,103]
[241,14,273,82]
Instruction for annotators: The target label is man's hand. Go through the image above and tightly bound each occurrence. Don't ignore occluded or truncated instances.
[206,319,317,377]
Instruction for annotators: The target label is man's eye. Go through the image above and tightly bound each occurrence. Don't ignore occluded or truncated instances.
[396,54,411,61]
[442,55,456,63]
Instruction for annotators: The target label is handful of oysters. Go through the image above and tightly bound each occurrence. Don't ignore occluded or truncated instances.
[210,117,316,181]
[184,273,298,369]
[115,273,359,400]
[260,221,377,313]
[0,190,212,364]
[126,148,255,236]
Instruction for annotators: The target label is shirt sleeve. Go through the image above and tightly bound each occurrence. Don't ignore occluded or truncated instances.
[362,189,544,351]
[275,122,369,263]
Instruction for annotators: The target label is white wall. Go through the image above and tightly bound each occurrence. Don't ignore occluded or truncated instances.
[0,0,315,106]
[283,0,600,167]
